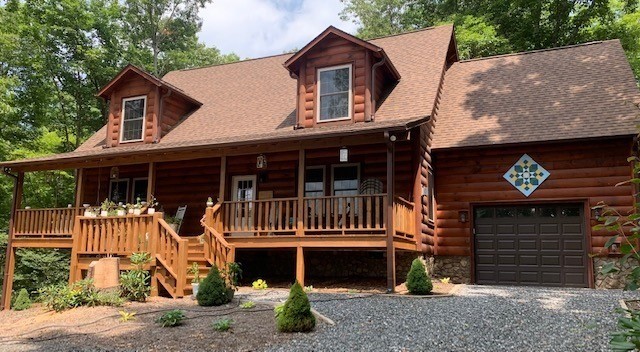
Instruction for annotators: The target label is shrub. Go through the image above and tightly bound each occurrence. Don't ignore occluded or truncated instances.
[120,252,151,302]
[12,288,31,311]
[196,266,233,306]
[156,309,185,327]
[276,281,315,333]
[406,258,433,295]
[252,279,268,290]
[611,309,640,351]
[240,301,256,309]
[213,317,233,331]
[38,279,123,312]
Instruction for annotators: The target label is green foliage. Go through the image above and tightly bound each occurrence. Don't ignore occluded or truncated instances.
[610,309,640,351]
[440,277,451,284]
[156,309,185,327]
[38,279,123,312]
[13,248,70,296]
[119,310,137,322]
[406,258,433,295]
[222,262,242,289]
[276,281,316,333]
[12,288,32,311]
[120,252,152,302]
[189,262,201,284]
[196,266,234,306]
[240,301,256,309]
[252,279,268,290]
[212,317,233,331]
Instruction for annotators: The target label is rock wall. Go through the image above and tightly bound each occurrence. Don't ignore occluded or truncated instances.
[429,255,471,284]
[593,257,639,289]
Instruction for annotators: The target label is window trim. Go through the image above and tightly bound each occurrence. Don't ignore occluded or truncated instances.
[304,165,326,198]
[108,179,130,204]
[119,95,147,143]
[330,163,360,196]
[316,64,353,123]
[131,177,149,203]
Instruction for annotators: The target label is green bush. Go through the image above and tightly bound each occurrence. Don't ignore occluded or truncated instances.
[12,288,31,310]
[156,309,185,327]
[38,279,123,312]
[196,266,233,306]
[406,258,433,295]
[276,281,315,333]
[611,309,640,351]
[120,252,151,302]
[213,317,233,331]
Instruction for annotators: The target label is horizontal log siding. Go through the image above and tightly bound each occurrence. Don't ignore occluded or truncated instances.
[82,164,149,206]
[433,137,634,256]
[160,94,192,137]
[107,75,157,147]
[417,124,435,254]
[154,157,220,235]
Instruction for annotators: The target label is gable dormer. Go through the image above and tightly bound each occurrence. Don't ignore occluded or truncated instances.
[284,26,400,129]
[97,64,201,147]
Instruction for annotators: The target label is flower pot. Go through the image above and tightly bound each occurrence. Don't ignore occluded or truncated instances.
[128,208,134,214]
[147,208,155,215]
[84,210,92,217]
[83,203,90,208]
[206,201,214,207]
[133,209,141,215]
[169,223,178,232]
[192,282,199,299]
[116,209,125,216]
[100,210,109,217]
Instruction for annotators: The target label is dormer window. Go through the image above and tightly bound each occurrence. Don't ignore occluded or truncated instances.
[317,64,352,122]
[120,96,146,142]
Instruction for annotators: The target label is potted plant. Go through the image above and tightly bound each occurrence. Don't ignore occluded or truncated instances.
[165,215,179,232]
[100,199,113,217]
[206,197,214,207]
[126,203,134,214]
[147,196,158,215]
[116,204,126,216]
[133,198,142,215]
[189,262,201,298]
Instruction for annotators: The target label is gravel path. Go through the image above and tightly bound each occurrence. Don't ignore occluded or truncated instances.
[267,285,639,352]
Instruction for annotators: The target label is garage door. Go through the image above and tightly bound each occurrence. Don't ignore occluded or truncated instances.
[474,204,588,287]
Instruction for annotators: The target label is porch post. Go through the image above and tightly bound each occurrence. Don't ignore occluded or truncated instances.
[2,171,23,310]
[385,134,396,293]
[219,156,226,202]
[147,162,155,201]
[296,246,305,286]
[74,168,84,209]
[296,149,305,236]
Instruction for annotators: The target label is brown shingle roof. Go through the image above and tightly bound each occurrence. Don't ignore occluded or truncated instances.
[432,40,640,150]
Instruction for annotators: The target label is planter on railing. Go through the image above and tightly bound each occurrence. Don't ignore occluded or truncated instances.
[13,207,82,238]
[220,198,298,236]
[393,196,415,239]
[303,194,387,234]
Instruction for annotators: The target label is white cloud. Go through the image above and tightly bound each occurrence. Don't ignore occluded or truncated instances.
[198,0,359,59]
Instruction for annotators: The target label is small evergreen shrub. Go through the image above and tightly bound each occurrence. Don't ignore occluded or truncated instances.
[156,309,185,327]
[406,258,433,295]
[12,289,32,311]
[276,281,315,333]
[196,266,233,306]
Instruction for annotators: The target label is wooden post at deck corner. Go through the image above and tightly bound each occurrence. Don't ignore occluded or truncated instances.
[296,246,305,286]
[296,149,305,237]
[147,162,156,202]
[2,171,23,310]
[385,134,396,293]
[219,156,226,202]
[74,168,84,209]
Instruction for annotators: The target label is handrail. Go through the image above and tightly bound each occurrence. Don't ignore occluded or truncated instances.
[201,205,235,269]
[156,215,188,297]
[73,214,155,254]
[14,207,82,238]
[393,196,415,240]
[220,198,298,235]
[303,194,388,200]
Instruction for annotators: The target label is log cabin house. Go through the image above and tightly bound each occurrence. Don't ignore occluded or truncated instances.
[1,24,639,307]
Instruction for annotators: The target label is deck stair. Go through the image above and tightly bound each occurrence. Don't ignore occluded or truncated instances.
[184,237,212,295]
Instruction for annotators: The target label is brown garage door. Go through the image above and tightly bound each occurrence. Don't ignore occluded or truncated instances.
[474,204,588,287]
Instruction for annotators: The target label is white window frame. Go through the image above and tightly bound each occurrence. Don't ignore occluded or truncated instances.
[131,177,149,202]
[316,64,352,123]
[304,166,326,198]
[119,95,147,143]
[108,179,130,204]
[330,163,360,196]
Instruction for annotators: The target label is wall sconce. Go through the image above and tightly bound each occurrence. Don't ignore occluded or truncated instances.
[610,242,620,254]
[421,186,429,196]
[592,207,602,219]
[256,154,267,169]
[339,147,349,163]
[110,166,119,179]
[459,210,469,223]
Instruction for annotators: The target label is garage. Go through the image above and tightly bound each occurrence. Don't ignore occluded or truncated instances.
[474,204,588,287]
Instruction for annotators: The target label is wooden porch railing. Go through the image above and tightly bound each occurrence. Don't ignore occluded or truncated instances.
[73,214,155,255]
[202,206,235,269]
[220,198,299,236]
[303,194,387,234]
[155,217,188,297]
[393,196,415,240]
[14,207,82,238]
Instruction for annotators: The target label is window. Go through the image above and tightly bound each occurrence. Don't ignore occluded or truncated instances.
[332,164,359,214]
[109,179,129,204]
[304,167,325,198]
[317,64,352,122]
[120,96,146,142]
[427,169,435,221]
[131,178,148,203]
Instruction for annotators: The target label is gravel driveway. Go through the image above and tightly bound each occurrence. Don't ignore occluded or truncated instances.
[268,285,638,352]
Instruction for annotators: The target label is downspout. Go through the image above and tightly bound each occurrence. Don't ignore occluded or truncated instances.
[156,88,172,143]
[368,56,386,122]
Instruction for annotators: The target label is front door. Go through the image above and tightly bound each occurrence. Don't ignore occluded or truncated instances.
[231,175,257,235]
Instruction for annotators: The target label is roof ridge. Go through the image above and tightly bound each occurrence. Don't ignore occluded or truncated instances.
[367,24,453,42]
[458,40,617,64]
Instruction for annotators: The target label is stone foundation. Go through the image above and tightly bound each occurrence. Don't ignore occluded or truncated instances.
[594,257,639,289]
[429,255,471,284]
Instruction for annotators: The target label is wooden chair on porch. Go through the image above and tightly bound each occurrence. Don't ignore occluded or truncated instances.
[174,205,187,234]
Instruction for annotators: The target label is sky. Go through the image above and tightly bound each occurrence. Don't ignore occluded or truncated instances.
[198,0,359,59]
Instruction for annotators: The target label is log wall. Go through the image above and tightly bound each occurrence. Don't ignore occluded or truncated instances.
[433,137,635,256]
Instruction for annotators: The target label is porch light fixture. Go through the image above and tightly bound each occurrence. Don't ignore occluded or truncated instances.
[256,154,267,169]
[459,210,468,223]
[339,147,349,163]
[109,166,119,179]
